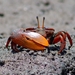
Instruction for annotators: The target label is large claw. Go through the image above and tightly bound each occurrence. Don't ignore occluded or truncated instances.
[6,31,49,51]
[23,32,49,47]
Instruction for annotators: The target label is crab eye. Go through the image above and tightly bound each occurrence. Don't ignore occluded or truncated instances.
[23,30,25,32]
[26,37,30,40]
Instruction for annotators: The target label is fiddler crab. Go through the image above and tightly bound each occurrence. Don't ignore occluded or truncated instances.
[5,16,73,54]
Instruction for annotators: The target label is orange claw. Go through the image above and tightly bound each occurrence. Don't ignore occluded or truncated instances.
[23,32,49,47]
[5,30,49,52]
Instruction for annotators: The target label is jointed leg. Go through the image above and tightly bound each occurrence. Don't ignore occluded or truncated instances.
[52,31,73,54]
[65,32,73,49]
[52,35,65,54]
[11,42,20,52]
[5,37,11,48]
[56,31,73,48]
[55,31,66,41]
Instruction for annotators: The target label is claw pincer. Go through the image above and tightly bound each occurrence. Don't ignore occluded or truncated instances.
[6,29,49,52]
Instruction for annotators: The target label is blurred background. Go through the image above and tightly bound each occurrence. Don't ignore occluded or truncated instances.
[0,0,75,36]
[0,0,75,75]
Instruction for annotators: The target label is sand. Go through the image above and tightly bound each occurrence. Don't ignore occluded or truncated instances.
[0,0,75,75]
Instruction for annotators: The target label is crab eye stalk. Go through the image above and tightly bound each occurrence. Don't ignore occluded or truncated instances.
[42,17,45,28]
[36,16,40,28]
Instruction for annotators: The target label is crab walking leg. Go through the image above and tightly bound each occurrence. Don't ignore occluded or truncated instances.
[52,35,65,54]
[55,31,73,49]
[55,31,66,48]
[55,31,66,40]
[11,42,13,49]
[11,42,19,52]
[26,28,35,32]
[65,32,73,49]
[6,37,11,48]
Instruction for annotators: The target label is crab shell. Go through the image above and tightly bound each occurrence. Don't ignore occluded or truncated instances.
[10,31,49,51]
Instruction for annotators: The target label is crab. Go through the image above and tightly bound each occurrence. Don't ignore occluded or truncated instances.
[5,16,73,54]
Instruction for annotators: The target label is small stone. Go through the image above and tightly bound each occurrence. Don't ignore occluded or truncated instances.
[0,13,4,17]
[52,53,56,56]
[72,57,75,60]
[65,22,69,25]
[43,1,50,6]
[51,57,55,61]
[29,51,34,55]
[71,68,75,75]
[0,61,5,66]
[33,52,38,56]
[31,74,35,75]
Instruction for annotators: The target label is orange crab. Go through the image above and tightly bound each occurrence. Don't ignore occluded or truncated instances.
[5,16,73,54]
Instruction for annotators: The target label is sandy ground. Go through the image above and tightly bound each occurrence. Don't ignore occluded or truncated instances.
[0,0,75,75]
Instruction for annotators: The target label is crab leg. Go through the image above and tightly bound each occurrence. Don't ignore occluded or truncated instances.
[52,35,65,54]
[11,42,20,52]
[11,42,13,49]
[6,37,19,52]
[25,28,36,32]
[55,31,73,49]
[6,37,11,48]
[65,32,73,49]
[55,31,66,40]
